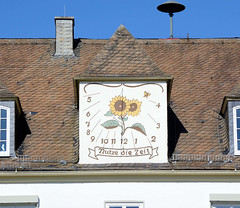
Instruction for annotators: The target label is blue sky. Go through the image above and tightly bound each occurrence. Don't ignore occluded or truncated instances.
[0,0,239,39]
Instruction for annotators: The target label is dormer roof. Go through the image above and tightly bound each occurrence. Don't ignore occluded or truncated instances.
[78,25,171,78]
[74,25,173,106]
[0,81,15,98]
[220,84,240,115]
[0,81,22,115]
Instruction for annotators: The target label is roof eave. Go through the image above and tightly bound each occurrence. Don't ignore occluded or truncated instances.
[220,96,240,116]
[2,169,240,183]
[0,97,23,116]
[73,75,174,108]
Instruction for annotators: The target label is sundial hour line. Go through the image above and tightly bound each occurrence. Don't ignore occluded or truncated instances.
[149,100,156,104]
[147,113,157,124]
[83,92,100,97]
[96,129,103,142]
[102,131,110,148]
[89,110,101,121]
[112,131,116,148]
[131,131,136,149]
[146,136,153,146]
[106,130,110,139]
[84,101,101,111]
[91,119,101,133]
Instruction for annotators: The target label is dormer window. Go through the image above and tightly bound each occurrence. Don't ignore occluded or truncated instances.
[74,25,173,164]
[0,106,10,156]
[0,100,19,158]
[0,82,23,157]
[233,106,240,155]
[220,97,240,156]
[0,80,23,157]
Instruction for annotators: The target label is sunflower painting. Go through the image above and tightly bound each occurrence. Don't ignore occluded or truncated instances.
[109,96,130,117]
[128,99,142,117]
[101,95,146,136]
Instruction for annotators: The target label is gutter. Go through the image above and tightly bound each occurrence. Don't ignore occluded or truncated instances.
[1,170,240,183]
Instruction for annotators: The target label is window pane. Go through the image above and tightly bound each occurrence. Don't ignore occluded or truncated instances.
[237,109,240,117]
[213,205,240,208]
[0,130,6,140]
[0,205,36,208]
[1,109,7,118]
[109,207,122,208]
[1,119,7,129]
[237,118,240,128]
[238,130,240,139]
[127,207,139,208]
[238,140,240,151]
[0,141,6,151]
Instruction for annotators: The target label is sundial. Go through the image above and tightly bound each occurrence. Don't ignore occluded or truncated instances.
[79,81,168,164]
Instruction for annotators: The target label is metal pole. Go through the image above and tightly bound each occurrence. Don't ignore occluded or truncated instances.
[169,13,173,38]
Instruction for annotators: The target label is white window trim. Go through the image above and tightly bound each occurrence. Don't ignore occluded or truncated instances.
[105,201,144,208]
[233,106,240,155]
[210,194,240,208]
[0,195,38,207]
[0,105,10,157]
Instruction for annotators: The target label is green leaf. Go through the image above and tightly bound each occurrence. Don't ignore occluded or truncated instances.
[104,111,114,116]
[101,120,119,129]
[130,123,147,136]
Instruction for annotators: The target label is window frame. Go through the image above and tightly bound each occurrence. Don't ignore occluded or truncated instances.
[211,203,240,208]
[105,201,144,208]
[0,195,39,208]
[0,105,10,157]
[210,194,240,208]
[233,106,240,155]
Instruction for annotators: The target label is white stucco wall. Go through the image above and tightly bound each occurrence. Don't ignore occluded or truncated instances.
[0,182,240,208]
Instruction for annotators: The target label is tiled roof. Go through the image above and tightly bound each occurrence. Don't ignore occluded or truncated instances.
[0,80,16,98]
[80,25,170,78]
[139,38,240,158]
[0,26,239,170]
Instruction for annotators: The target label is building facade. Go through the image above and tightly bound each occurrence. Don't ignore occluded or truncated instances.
[0,17,240,208]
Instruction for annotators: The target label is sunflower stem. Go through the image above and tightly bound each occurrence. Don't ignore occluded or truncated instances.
[121,115,128,135]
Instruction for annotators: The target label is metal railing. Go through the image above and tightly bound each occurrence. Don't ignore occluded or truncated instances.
[171,154,233,163]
